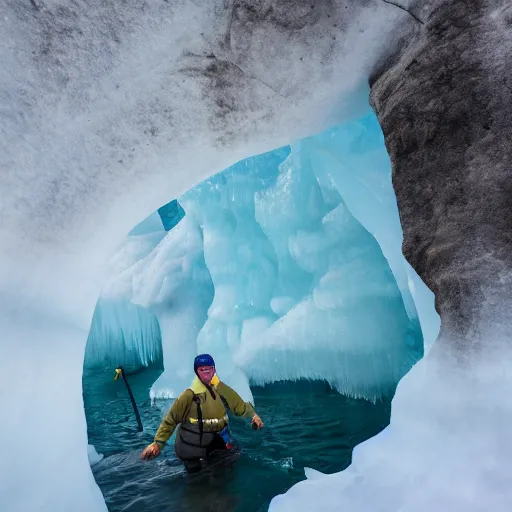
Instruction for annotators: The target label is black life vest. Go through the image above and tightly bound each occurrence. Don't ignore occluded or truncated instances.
[174,394,228,461]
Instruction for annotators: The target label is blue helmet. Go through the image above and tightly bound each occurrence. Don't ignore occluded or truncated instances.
[194,354,215,370]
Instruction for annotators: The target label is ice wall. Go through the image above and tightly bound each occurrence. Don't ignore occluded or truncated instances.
[240,124,425,399]
[179,149,289,400]
[84,213,167,372]
[84,298,162,371]
[299,115,440,351]
[101,215,214,399]
[96,115,427,402]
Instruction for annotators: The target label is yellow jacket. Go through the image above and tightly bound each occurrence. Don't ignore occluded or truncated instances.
[154,376,255,444]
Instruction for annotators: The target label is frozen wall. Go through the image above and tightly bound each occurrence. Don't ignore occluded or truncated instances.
[299,115,440,351]
[84,298,162,371]
[84,228,167,373]
[101,215,214,399]
[179,149,289,400]
[239,119,426,400]
[84,208,172,372]
[97,115,429,404]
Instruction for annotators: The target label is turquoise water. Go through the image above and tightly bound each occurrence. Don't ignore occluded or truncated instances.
[84,368,392,512]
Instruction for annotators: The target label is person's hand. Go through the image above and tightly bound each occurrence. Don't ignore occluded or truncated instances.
[251,414,264,430]
[141,442,161,460]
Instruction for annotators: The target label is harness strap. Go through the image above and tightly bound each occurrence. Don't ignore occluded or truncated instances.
[219,393,230,411]
[192,395,203,446]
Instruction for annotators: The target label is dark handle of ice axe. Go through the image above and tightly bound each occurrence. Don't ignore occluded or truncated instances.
[114,366,143,432]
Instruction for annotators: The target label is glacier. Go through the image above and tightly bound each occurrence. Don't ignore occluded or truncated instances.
[1,1,509,512]
[96,114,428,404]
[239,116,428,399]
[181,148,291,402]
[297,117,440,352]
[84,220,167,371]
[101,215,215,400]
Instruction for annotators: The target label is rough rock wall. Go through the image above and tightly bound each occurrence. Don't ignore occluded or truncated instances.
[370,0,512,354]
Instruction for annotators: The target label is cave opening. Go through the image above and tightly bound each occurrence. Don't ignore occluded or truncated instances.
[82,112,434,511]
[2,2,510,510]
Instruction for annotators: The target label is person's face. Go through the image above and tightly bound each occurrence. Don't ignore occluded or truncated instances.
[197,365,215,384]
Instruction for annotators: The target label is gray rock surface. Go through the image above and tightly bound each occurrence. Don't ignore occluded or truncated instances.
[371,0,512,354]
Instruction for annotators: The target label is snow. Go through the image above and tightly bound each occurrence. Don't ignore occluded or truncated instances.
[269,343,512,512]
[0,315,106,511]
[304,467,327,481]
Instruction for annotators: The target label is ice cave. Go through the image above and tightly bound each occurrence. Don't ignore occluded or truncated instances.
[1,1,511,512]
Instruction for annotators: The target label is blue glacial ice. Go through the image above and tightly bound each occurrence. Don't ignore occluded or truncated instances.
[97,214,214,399]
[238,117,424,399]
[297,116,440,352]
[157,200,186,232]
[84,298,162,371]
[92,114,437,403]
[84,202,186,372]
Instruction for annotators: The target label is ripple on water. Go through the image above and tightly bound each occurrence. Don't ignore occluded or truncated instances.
[84,369,391,512]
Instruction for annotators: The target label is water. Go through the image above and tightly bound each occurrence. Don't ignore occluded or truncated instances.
[84,368,392,512]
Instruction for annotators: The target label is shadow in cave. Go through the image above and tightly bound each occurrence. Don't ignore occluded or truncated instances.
[84,368,392,512]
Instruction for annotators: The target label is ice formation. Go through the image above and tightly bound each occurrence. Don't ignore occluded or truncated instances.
[101,215,214,399]
[84,222,166,371]
[297,116,440,351]
[96,115,429,403]
[87,445,104,467]
[239,115,427,399]
[157,200,186,232]
[179,148,291,401]
[84,206,176,372]
[84,298,162,371]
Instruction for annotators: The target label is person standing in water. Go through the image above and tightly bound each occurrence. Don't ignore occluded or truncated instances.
[141,354,264,472]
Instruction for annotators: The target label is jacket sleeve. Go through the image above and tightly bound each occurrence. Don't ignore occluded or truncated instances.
[154,390,193,444]
[216,381,256,418]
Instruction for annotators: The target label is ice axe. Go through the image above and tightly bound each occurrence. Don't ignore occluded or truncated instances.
[114,366,143,432]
